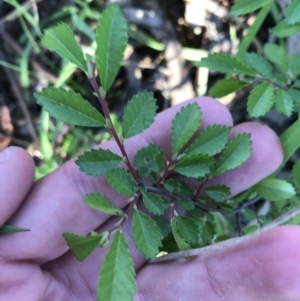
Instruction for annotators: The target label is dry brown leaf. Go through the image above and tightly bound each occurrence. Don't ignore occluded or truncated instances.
[0,106,13,151]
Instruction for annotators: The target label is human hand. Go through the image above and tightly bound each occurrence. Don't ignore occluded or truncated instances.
[0,97,299,301]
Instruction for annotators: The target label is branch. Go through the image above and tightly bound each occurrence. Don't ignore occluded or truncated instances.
[88,76,138,181]
[152,205,300,263]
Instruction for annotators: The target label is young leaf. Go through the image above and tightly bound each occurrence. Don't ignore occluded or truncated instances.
[107,168,136,196]
[174,154,215,178]
[205,185,231,202]
[195,53,256,76]
[98,231,136,301]
[141,189,169,215]
[122,92,157,139]
[0,225,29,234]
[279,117,300,167]
[209,79,249,98]
[41,22,87,73]
[171,103,202,156]
[132,209,163,259]
[230,0,273,15]
[242,52,273,78]
[85,193,123,215]
[289,57,300,79]
[212,133,252,176]
[276,90,294,117]
[177,198,195,211]
[253,179,295,202]
[96,4,128,92]
[63,232,106,261]
[247,82,275,117]
[152,216,171,238]
[285,0,300,25]
[171,218,191,251]
[163,179,192,196]
[264,43,288,72]
[134,143,165,177]
[273,21,300,38]
[292,159,300,187]
[201,220,216,245]
[185,125,231,157]
[35,88,105,126]
[76,148,122,176]
[177,216,199,244]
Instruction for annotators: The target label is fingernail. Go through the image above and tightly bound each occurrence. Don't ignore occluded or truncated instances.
[0,147,10,162]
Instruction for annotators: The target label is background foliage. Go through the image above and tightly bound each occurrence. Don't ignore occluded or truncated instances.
[1,0,300,300]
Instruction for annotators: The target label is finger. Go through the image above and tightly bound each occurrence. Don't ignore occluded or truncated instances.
[0,97,233,262]
[0,147,35,225]
[210,122,283,196]
[135,226,300,301]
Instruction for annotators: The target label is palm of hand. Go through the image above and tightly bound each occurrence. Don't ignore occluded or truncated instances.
[1,98,299,301]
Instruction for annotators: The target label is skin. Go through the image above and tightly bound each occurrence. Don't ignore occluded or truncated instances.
[0,97,299,301]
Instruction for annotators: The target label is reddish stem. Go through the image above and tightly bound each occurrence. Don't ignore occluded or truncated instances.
[88,76,138,181]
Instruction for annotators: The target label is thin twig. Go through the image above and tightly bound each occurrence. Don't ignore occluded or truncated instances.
[0,50,37,142]
[152,205,300,263]
[143,184,221,212]
[89,75,138,181]
[0,0,44,25]
[0,30,58,83]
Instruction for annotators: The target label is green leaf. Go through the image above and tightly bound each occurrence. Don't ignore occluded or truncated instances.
[289,57,300,79]
[98,231,136,301]
[76,148,122,176]
[35,88,105,126]
[107,168,136,196]
[177,216,199,244]
[171,103,202,156]
[134,143,165,178]
[152,216,171,238]
[212,133,252,176]
[279,117,300,167]
[209,79,249,98]
[247,82,275,117]
[276,90,294,117]
[205,185,231,202]
[242,52,273,78]
[285,0,300,25]
[201,220,216,245]
[171,218,191,251]
[84,193,123,215]
[132,210,163,259]
[186,125,231,157]
[0,225,29,234]
[293,159,300,187]
[195,53,256,76]
[96,4,128,92]
[163,179,192,196]
[273,21,300,37]
[230,0,273,15]
[177,198,195,211]
[122,91,157,139]
[264,43,288,72]
[293,81,300,89]
[63,232,106,261]
[289,89,300,102]
[174,154,215,178]
[141,189,169,215]
[41,22,87,72]
[253,179,295,202]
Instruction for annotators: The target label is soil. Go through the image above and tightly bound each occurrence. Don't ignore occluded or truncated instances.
[0,0,297,171]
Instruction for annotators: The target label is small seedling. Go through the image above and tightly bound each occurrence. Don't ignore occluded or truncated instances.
[34,2,300,301]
